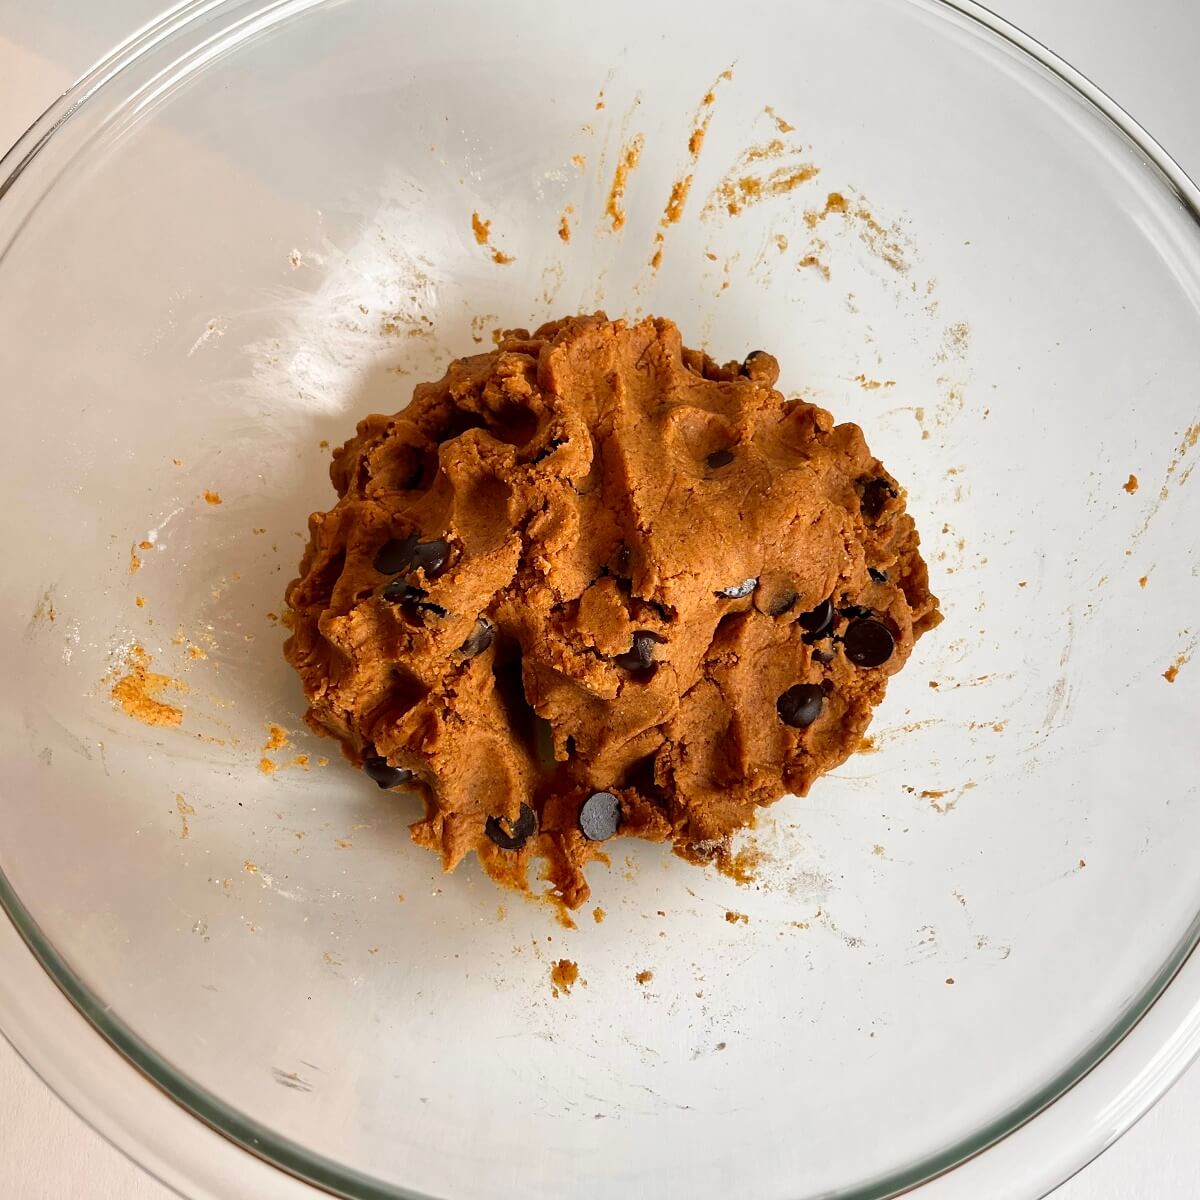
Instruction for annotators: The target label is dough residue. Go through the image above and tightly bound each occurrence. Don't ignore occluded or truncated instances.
[110,645,185,727]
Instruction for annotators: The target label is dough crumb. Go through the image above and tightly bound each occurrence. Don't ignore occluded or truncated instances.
[204,490,222,505]
[1123,473,1139,494]
[550,958,580,997]
[263,723,291,752]
[176,794,194,839]
[635,969,654,985]
[592,906,606,924]
[470,211,515,264]
[110,645,184,727]
[725,910,749,925]
[605,134,645,231]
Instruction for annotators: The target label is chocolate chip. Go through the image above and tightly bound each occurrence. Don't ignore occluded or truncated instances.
[363,755,413,789]
[798,598,834,639]
[706,448,735,469]
[459,617,494,657]
[373,534,449,578]
[381,579,447,618]
[409,539,451,578]
[373,534,419,574]
[839,604,873,620]
[374,535,450,578]
[868,567,889,583]
[812,646,836,665]
[856,476,898,521]
[777,684,824,728]
[614,630,663,672]
[741,350,768,375]
[579,791,622,841]
[716,577,757,599]
[382,578,425,605]
[485,804,537,851]
[843,618,896,668]
[532,437,566,464]
[768,591,799,617]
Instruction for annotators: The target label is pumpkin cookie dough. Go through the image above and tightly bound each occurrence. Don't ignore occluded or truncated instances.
[284,314,940,909]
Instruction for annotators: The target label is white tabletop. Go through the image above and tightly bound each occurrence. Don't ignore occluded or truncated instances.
[2,1,1199,1195]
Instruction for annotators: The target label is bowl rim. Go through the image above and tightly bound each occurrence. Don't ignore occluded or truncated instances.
[1,1,1199,1198]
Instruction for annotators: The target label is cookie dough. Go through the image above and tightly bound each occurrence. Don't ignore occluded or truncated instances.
[284,314,940,909]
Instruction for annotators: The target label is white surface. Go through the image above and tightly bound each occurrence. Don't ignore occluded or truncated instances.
[1,1,1199,1197]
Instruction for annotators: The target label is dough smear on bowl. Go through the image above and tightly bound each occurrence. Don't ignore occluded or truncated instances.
[285,313,940,908]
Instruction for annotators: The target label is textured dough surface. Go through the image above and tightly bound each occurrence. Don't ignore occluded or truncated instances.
[284,314,940,908]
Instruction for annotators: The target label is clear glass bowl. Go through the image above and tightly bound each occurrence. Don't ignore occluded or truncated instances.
[1,1,1199,1198]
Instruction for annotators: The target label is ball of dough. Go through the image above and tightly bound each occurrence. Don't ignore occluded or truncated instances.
[284,314,940,909]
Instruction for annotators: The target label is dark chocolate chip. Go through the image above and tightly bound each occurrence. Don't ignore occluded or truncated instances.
[839,604,873,620]
[409,539,451,578]
[777,684,824,729]
[716,577,758,599]
[843,618,896,668]
[799,598,835,638]
[382,578,426,605]
[706,448,735,469]
[812,645,836,665]
[579,791,622,841]
[458,617,494,658]
[768,591,799,617]
[374,535,450,578]
[373,534,419,574]
[614,630,663,672]
[532,437,566,464]
[381,579,447,618]
[363,755,413,789]
[485,803,537,851]
[856,475,898,521]
[741,350,768,375]
[868,567,889,583]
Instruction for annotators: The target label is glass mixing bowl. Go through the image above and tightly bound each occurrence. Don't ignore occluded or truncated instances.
[1,1,1199,1197]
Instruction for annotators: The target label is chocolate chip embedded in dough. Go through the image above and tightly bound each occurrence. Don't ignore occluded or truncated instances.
[362,755,413,789]
[381,579,448,618]
[868,567,889,583]
[459,617,494,658]
[767,591,798,617]
[706,448,735,469]
[839,604,873,621]
[799,597,834,639]
[579,791,622,841]
[716,578,757,599]
[777,684,824,729]
[532,437,567,464]
[373,534,419,574]
[485,804,537,850]
[374,534,450,578]
[613,631,663,673]
[856,475,898,522]
[843,618,896,668]
[409,539,451,579]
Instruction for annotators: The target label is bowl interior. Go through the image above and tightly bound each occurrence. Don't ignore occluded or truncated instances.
[1,1,1199,1197]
